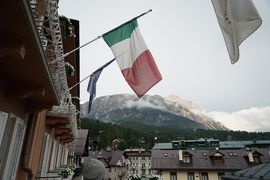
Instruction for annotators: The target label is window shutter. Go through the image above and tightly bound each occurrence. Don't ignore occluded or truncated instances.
[0,112,8,146]
[3,116,26,180]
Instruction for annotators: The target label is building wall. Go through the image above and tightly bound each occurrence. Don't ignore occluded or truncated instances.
[106,166,126,180]
[128,155,152,178]
[104,155,129,180]
[16,111,47,180]
[39,132,69,176]
[14,110,70,180]
[161,170,228,180]
[0,82,29,120]
[0,84,29,179]
[208,172,219,180]
[162,172,170,180]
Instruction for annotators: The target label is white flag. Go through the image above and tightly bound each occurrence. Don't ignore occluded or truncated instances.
[211,0,262,64]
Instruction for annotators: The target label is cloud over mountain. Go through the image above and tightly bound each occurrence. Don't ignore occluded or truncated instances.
[206,107,270,132]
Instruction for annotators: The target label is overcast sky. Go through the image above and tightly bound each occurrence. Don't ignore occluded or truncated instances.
[59,1,270,132]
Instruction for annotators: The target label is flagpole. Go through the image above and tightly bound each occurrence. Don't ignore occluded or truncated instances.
[67,58,116,92]
[102,9,152,35]
[67,74,92,92]
[49,35,102,65]
[49,9,152,65]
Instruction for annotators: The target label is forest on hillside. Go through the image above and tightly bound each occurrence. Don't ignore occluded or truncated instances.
[81,118,270,150]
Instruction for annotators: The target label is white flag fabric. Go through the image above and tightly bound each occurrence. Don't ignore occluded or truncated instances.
[211,0,262,64]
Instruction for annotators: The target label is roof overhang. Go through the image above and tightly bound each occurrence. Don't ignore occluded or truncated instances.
[46,113,75,142]
[0,0,59,112]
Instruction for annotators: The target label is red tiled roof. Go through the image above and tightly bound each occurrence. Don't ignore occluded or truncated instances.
[151,148,270,170]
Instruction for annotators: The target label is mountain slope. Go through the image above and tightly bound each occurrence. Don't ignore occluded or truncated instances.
[81,94,228,130]
[101,107,204,129]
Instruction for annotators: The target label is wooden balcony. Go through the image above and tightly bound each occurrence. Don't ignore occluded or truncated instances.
[0,0,59,112]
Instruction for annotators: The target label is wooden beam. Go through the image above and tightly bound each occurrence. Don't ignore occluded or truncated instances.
[0,40,26,60]
[54,128,69,135]
[25,100,53,113]
[8,85,46,100]
[46,117,69,126]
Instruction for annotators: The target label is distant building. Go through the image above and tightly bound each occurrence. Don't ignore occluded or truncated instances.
[124,148,152,179]
[153,138,219,150]
[151,148,270,180]
[89,150,131,180]
[153,139,270,151]
[220,140,270,149]
[112,138,121,151]
[69,129,89,166]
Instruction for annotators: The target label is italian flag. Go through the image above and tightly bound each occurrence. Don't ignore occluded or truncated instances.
[103,19,162,97]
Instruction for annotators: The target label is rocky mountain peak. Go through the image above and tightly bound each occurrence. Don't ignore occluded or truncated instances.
[81,94,228,130]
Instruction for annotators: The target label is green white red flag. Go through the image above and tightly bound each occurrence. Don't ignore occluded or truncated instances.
[103,19,162,97]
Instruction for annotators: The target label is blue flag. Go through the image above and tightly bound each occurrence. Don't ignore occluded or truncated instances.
[87,58,115,113]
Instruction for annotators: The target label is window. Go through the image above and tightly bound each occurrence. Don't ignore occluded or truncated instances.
[142,169,145,175]
[142,163,145,168]
[218,172,225,180]
[183,156,191,163]
[39,133,52,176]
[253,154,260,163]
[187,172,195,180]
[3,116,25,180]
[214,153,223,161]
[170,172,177,180]
[142,157,145,160]
[201,172,208,180]
[214,156,223,160]
[49,140,57,171]
[55,144,62,168]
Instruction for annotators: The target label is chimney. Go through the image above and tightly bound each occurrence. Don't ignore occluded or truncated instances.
[248,152,254,162]
[179,150,183,161]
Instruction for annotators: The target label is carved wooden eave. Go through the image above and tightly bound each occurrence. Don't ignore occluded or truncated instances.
[60,135,74,143]
[54,127,71,137]
[46,113,69,127]
[57,124,76,141]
